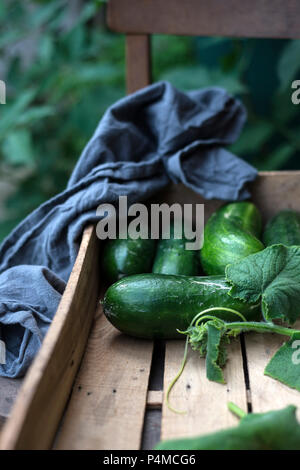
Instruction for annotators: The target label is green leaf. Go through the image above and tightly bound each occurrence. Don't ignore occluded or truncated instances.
[155,405,300,450]
[2,129,35,166]
[16,106,54,126]
[49,64,121,102]
[182,319,229,384]
[38,35,55,66]
[160,65,248,95]
[265,332,300,391]
[272,88,299,123]
[64,2,99,29]
[277,41,300,91]
[29,1,64,28]
[0,89,37,138]
[230,120,273,155]
[206,323,227,384]
[62,26,86,60]
[257,144,294,171]
[0,30,24,49]
[226,245,300,324]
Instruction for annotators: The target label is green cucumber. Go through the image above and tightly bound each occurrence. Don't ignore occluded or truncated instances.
[152,222,199,275]
[263,210,300,246]
[200,202,264,275]
[102,238,156,284]
[103,274,261,339]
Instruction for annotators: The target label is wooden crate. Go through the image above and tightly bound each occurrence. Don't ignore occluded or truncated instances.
[1,171,300,449]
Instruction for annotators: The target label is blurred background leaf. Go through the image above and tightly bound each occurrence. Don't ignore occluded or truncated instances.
[0,0,300,241]
[278,41,300,91]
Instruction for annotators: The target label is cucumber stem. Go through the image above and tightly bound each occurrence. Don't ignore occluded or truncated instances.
[226,321,299,337]
[228,401,247,419]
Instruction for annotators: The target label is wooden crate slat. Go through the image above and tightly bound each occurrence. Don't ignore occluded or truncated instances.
[245,321,300,421]
[146,390,163,409]
[0,226,99,450]
[54,311,153,450]
[161,338,247,442]
[108,0,300,39]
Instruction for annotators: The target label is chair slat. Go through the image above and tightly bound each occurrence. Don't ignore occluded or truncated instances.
[108,0,300,39]
[126,34,151,94]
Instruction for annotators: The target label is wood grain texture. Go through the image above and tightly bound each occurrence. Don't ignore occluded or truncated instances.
[108,0,300,39]
[245,320,300,421]
[161,338,247,441]
[147,390,163,409]
[152,172,300,224]
[54,311,153,450]
[126,34,151,94]
[0,226,100,450]
[250,171,300,223]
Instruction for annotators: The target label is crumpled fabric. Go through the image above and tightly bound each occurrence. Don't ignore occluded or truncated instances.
[0,81,257,377]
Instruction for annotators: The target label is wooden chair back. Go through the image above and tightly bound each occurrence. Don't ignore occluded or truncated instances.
[107,0,300,93]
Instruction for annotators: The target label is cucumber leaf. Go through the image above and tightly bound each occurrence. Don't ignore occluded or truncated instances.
[265,331,300,391]
[155,405,300,450]
[206,323,228,384]
[182,319,229,384]
[226,244,300,324]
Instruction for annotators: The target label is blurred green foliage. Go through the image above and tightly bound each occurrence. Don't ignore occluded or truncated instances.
[0,0,300,241]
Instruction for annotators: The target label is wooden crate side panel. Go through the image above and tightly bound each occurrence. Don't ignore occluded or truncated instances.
[55,312,153,450]
[153,172,300,223]
[108,0,300,39]
[0,226,100,450]
[250,171,300,222]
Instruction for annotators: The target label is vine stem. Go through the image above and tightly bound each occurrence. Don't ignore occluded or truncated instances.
[191,307,247,327]
[166,306,247,414]
[228,401,247,419]
[226,321,299,337]
[165,309,300,415]
[165,336,189,414]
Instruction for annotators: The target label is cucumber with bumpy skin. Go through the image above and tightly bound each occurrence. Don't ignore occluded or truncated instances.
[102,238,156,284]
[103,274,261,339]
[200,202,264,275]
[263,210,300,246]
[152,222,199,276]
